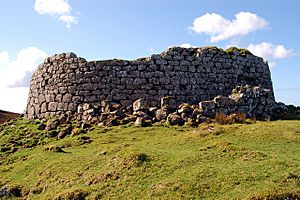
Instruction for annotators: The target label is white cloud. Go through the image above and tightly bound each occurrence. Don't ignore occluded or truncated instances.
[247,42,293,60]
[190,12,268,42]
[59,15,78,28]
[268,62,277,68]
[34,0,70,15]
[0,87,30,113]
[34,0,78,28]
[180,43,193,48]
[167,43,197,49]
[0,47,47,113]
[0,47,47,88]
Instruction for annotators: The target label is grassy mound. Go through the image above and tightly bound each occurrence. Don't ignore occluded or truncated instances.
[1,119,300,199]
[0,110,20,125]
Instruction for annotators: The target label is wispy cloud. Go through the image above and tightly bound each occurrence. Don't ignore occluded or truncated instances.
[59,15,78,28]
[34,0,78,28]
[189,12,268,42]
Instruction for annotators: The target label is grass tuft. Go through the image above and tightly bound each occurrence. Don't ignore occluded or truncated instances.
[215,112,247,124]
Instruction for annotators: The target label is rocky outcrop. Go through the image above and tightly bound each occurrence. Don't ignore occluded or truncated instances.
[25,46,274,119]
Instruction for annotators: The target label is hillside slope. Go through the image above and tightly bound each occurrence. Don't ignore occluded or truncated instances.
[1,119,300,199]
[0,110,20,125]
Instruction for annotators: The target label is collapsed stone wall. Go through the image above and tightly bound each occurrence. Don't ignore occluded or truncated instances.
[25,47,274,119]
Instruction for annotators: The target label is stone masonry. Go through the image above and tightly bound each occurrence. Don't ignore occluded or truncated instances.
[25,46,274,119]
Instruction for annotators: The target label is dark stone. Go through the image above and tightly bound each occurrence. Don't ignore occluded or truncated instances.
[111,109,125,119]
[99,113,109,122]
[81,122,92,129]
[48,130,58,138]
[104,118,119,126]
[166,113,184,126]
[133,98,148,112]
[46,118,61,130]
[58,125,73,139]
[161,96,177,111]
[213,95,236,107]
[135,117,152,127]
[178,103,193,115]
[0,185,22,198]
[37,123,46,130]
[155,108,168,121]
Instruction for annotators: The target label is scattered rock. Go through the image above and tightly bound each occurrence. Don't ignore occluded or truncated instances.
[58,125,73,139]
[133,98,148,112]
[213,95,236,107]
[81,122,91,130]
[178,103,193,115]
[111,109,125,119]
[166,113,184,126]
[53,189,88,200]
[161,96,177,111]
[135,117,151,127]
[104,118,119,126]
[120,116,136,125]
[199,100,216,110]
[46,118,61,130]
[77,136,93,144]
[47,130,58,138]
[37,123,46,130]
[155,108,168,121]
[44,145,65,153]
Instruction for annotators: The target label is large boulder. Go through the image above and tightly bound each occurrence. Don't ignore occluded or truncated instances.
[161,96,177,111]
[199,100,216,117]
[46,118,61,130]
[155,108,168,121]
[133,98,148,112]
[166,113,184,126]
[213,96,236,107]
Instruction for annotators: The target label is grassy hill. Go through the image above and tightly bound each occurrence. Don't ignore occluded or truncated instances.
[1,119,300,199]
[0,110,20,125]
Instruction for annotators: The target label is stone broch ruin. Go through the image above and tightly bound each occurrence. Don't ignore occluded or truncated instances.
[25,47,276,123]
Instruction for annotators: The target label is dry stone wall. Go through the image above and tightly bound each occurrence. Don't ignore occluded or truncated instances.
[25,47,274,119]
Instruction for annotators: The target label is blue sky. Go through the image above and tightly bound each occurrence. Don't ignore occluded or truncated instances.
[0,0,299,112]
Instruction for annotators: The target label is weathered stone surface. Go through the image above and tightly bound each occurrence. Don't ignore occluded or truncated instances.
[213,96,236,107]
[135,117,151,127]
[199,85,276,119]
[161,96,177,110]
[58,125,72,139]
[178,103,193,115]
[166,113,184,126]
[25,46,274,119]
[155,108,168,121]
[37,123,46,130]
[46,118,61,130]
[48,102,58,112]
[199,101,216,110]
[133,98,148,112]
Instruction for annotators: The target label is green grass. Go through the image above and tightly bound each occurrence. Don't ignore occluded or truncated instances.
[1,119,300,199]
[225,47,253,56]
